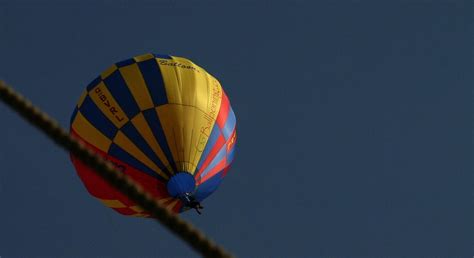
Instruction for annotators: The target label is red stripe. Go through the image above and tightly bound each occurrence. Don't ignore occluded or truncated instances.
[216,92,230,129]
[199,157,228,184]
[195,133,226,180]
[222,166,231,177]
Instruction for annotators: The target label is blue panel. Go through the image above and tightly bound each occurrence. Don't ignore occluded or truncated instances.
[108,143,165,182]
[120,122,171,175]
[143,109,177,172]
[153,53,172,59]
[116,58,136,68]
[86,76,101,91]
[166,172,196,197]
[200,144,227,179]
[195,124,222,173]
[221,107,236,140]
[195,171,223,202]
[137,59,168,106]
[79,96,117,140]
[103,70,140,118]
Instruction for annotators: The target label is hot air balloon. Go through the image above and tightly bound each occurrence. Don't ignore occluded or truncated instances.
[69,53,236,216]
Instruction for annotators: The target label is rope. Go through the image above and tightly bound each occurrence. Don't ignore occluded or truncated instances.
[0,80,234,258]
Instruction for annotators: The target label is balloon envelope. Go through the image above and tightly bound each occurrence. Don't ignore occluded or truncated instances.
[70,53,236,216]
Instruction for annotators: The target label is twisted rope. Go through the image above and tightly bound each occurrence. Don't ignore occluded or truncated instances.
[0,80,233,258]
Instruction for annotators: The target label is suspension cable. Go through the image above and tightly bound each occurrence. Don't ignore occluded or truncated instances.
[0,80,234,258]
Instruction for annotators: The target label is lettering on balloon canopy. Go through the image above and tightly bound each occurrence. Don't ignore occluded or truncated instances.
[196,80,221,152]
[157,59,200,73]
[93,87,126,123]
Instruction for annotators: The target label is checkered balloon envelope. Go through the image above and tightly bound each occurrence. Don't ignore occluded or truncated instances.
[70,53,237,217]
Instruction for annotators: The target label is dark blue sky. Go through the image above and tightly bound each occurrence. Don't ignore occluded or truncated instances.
[0,0,472,257]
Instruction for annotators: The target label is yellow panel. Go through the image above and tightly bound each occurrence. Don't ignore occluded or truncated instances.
[71,111,112,152]
[156,57,207,106]
[157,56,222,122]
[119,64,154,110]
[99,199,126,208]
[131,113,172,171]
[154,56,223,174]
[89,81,129,128]
[134,53,154,62]
[113,131,169,179]
[129,205,144,213]
[156,104,220,174]
[101,64,118,79]
[77,90,87,108]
